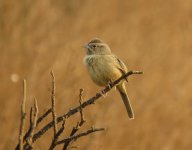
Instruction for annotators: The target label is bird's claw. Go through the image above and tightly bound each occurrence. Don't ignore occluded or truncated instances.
[107,80,113,89]
[100,89,107,97]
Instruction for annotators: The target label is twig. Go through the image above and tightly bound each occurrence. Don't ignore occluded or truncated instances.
[18,79,27,150]
[26,98,38,149]
[62,123,79,150]
[55,117,66,142]
[49,117,66,150]
[36,108,52,124]
[62,89,86,150]
[51,71,58,136]
[56,127,105,145]
[15,108,52,150]
[79,89,85,123]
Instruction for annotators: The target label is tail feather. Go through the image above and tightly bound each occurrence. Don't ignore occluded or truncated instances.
[117,84,134,119]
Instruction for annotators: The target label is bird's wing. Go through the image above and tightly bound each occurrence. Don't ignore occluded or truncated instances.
[114,55,128,82]
[114,55,127,73]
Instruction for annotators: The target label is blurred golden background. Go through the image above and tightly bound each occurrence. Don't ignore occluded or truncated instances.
[0,0,192,149]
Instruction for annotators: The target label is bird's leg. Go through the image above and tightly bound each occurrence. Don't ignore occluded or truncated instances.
[100,80,113,97]
[107,79,113,89]
[99,88,109,98]
[125,77,128,82]
[100,89,107,97]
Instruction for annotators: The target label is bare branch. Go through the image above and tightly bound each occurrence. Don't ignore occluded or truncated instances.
[62,89,86,150]
[56,127,105,145]
[55,117,66,141]
[32,70,143,143]
[79,89,85,124]
[14,70,142,150]
[62,122,79,150]
[26,98,38,149]
[36,108,52,124]
[33,99,38,130]
[49,117,66,150]
[16,108,52,150]
[18,79,27,150]
[51,71,58,136]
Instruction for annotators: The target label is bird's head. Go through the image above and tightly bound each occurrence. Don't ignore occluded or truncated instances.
[83,38,111,55]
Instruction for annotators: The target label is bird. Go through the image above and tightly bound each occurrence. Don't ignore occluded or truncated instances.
[83,38,134,119]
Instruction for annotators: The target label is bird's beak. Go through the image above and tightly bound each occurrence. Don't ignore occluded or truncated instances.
[83,43,89,49]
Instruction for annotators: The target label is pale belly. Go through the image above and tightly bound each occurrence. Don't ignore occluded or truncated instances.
[84,55,122,86]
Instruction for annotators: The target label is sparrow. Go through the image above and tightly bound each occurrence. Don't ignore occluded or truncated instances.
[83,38,134,119]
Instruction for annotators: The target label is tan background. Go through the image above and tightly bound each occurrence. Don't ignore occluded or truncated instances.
[0,0,192,149]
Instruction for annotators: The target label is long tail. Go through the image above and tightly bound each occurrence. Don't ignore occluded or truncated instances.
[117,83,134,119]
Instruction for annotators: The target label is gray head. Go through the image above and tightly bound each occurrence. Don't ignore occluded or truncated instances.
[84,38,112,55]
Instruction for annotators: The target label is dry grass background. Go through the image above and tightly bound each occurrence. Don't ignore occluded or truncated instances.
[0,0,192,149]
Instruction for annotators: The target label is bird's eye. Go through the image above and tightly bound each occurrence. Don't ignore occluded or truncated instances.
[92,45,96,48]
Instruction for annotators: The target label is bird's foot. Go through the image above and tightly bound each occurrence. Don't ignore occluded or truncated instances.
[125,77,128,82]
[107,80,113,89]
[100,89,107,97]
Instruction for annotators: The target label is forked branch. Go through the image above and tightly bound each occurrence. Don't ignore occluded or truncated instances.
[32,70,143,143]
[15,70,143,150]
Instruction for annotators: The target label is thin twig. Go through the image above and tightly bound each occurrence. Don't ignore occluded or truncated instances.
[15,108,52,150]
[49,117,66,150]
[79,89,85,123]
[26,98,38,149]
[33,99,38,130]
[62,89,86,150]
[55,117,66,141]
[26,107,33,149]
[62,122,79,150]
[18,79,27,150]
[36,108,52,124]
[51,71,58,136]
[56,127,105,145]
